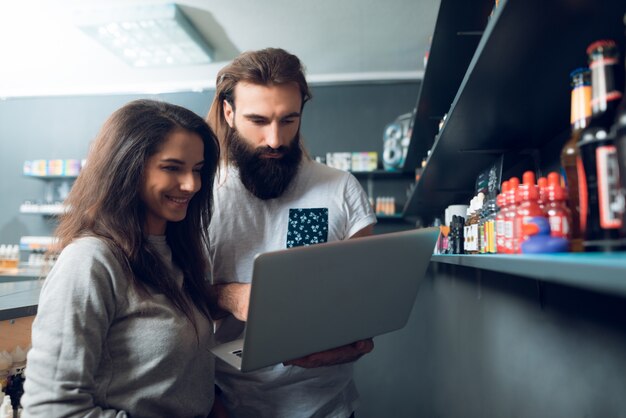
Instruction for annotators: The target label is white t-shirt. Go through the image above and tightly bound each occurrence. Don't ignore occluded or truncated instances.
[209,159,376,418]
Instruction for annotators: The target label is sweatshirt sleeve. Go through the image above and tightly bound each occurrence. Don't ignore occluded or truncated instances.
[22,238,128,418]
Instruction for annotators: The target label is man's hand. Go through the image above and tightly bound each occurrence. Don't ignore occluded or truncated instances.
[283,339,374,368]
[213,283,251,321]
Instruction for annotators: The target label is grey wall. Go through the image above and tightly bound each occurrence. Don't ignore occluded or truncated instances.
[0,81,419,243]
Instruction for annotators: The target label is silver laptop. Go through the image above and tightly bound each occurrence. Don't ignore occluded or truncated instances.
[210,227,439,372]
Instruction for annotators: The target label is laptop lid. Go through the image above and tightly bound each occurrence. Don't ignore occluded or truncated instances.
[213,227,439,372]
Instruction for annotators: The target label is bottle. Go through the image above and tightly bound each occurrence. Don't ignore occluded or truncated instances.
[476,192,485,253]
[464,197,475,254]
[463,203,472,253]
[504,177,520,254]
[495,180,509,253]
[613,18,626,243]
[545,172,572,243]
[561,68,591,252]
[537,176,548,214]
[514,171,545,253]
[483,191,498,254]
[577,40,625,252]
[0,395,11,418]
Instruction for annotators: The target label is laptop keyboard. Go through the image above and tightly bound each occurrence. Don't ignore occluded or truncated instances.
[232,349,243,358]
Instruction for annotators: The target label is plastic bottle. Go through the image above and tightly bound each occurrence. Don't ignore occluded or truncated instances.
[514,171,545,253]
[483,191,498,254]
[537,176,548,214]
[545,172,573,243]
[464,198,475,254]
[495,181,509,253]
[504,177,520,254]
[0,395,12,418]
[475,192,485,253]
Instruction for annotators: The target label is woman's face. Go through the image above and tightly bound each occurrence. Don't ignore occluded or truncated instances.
[140,129,205,235]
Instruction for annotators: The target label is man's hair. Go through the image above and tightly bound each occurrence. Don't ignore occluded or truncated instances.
[207,48,312,163]
[55,99,220,328]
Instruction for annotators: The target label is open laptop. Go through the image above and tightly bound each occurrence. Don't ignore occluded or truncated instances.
[210,227,439,372]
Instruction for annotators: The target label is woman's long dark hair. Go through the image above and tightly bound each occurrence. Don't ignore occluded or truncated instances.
[55,99,219,326]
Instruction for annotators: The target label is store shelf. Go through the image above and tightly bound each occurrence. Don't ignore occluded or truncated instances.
[402,0,492,173]
[0,279,42,320]
[0,268,44,283]
[351,170,413,179]
[376,214,406,221]
[404,0,626,219]
[23,175,77,180]
[432,253,626,297]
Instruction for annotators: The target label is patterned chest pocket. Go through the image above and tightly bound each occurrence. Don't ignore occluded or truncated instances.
[286,208,329,248]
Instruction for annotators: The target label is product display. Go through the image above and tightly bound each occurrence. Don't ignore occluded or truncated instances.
[577,40,624,251]
[561,67,591,251]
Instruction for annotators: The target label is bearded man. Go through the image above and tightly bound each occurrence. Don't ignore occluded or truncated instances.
[206,48,376,418]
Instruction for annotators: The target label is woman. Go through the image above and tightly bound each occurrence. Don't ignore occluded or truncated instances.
[22,99,221,417]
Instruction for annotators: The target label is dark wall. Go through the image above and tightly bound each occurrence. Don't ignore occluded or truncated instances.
[354,264,626,417]
[0,81,419,243]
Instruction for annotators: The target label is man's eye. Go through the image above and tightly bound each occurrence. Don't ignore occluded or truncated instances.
[282,119,296,125]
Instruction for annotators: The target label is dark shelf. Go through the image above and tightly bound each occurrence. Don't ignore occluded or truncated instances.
[404,0,626,219]
[431,253,626,298]
[350,170,413,179]
[376,214,407,221]
[402,0,492,172]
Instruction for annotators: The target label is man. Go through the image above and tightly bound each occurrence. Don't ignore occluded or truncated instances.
[207,48,377,418]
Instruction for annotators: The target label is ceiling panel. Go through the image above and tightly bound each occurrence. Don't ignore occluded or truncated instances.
[0,0,439,97]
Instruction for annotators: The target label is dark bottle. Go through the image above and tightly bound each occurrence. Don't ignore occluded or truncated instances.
[577,40,625,252]
[561,68,591,252]
[614,16,626,242]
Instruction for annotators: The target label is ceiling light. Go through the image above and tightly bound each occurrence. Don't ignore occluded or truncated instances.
[75,3,213,68]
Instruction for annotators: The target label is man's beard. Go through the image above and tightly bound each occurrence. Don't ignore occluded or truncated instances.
[228,127,303,200]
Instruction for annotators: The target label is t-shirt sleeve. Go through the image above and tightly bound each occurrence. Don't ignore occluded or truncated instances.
[342,173,377,238]
[23,239,128,418]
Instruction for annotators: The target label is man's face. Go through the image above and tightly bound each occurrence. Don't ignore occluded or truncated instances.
[224,82,304,199]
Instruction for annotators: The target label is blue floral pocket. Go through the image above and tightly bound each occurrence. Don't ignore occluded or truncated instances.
[286,208,329,248]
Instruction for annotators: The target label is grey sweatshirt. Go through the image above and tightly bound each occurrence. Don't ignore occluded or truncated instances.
[22,236,215,418]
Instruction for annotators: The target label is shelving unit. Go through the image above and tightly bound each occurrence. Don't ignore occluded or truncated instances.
[401,0,626,289]
[401,0,493,176]
[351,170,414,224]
[432,253,626,297]
[21,174,76,217]
[0,279,41,321]
[403,0,626,220]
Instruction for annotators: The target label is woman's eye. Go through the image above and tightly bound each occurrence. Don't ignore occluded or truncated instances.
[162,166,179,172]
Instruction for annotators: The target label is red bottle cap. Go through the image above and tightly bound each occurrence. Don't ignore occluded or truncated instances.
[586,39,617,56]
